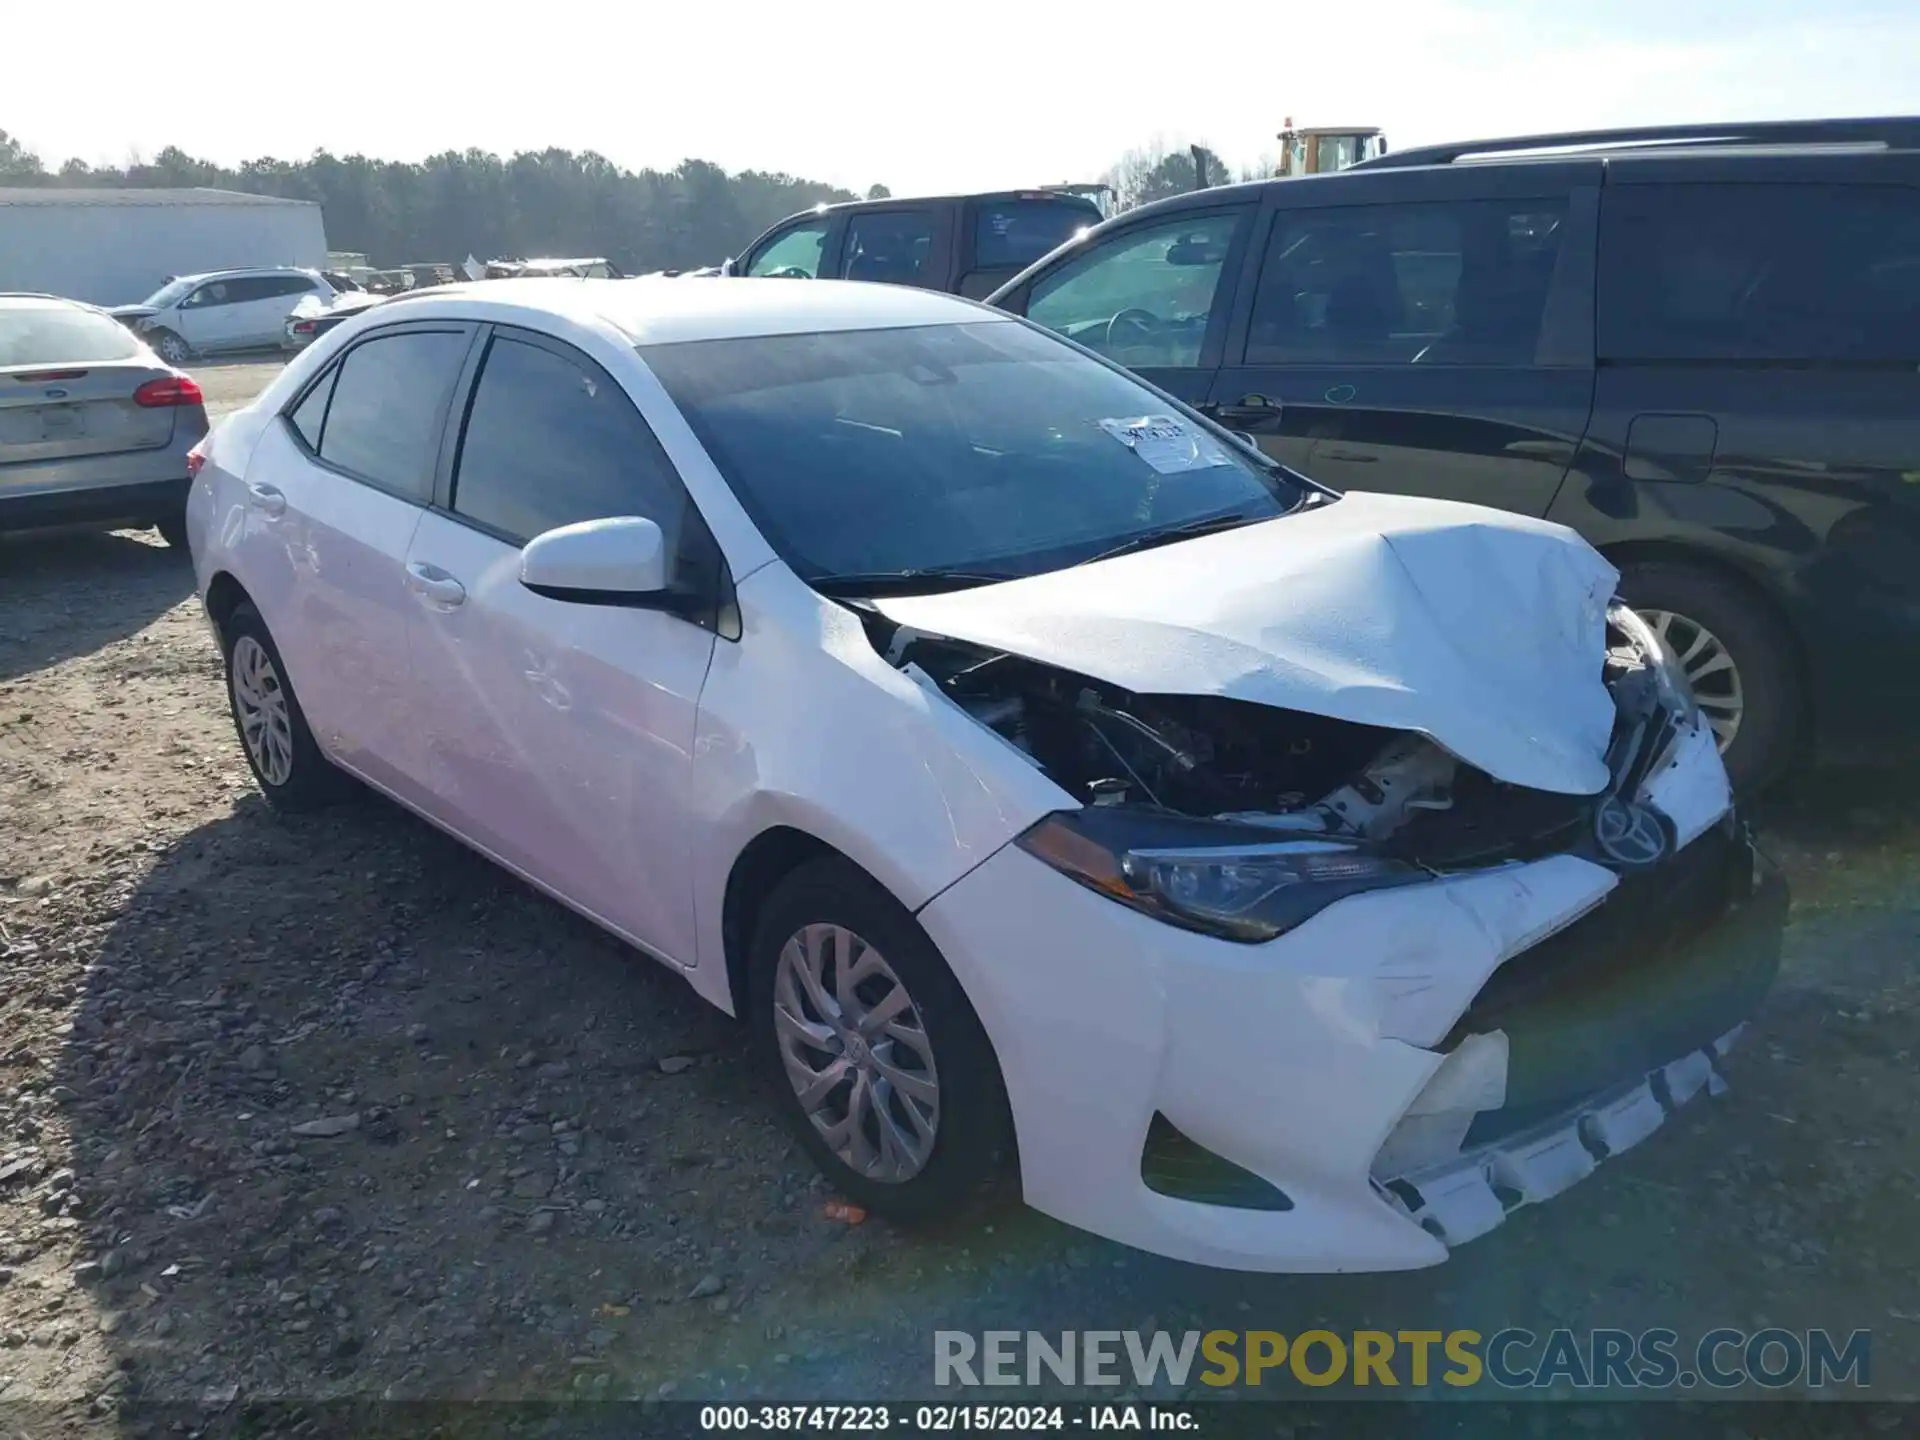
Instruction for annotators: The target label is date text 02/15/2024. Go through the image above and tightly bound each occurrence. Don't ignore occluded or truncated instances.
[698,1405,1189,1432]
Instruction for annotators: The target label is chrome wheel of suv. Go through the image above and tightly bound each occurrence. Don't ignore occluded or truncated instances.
[150,330,192,366]
[1642,607,1744,752]
[230,635,294,786]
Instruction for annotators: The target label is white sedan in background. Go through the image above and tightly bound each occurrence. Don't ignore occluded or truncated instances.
[183,278,1784,1271]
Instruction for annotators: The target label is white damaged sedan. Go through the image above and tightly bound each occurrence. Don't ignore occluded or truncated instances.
[186,279,1785,1273]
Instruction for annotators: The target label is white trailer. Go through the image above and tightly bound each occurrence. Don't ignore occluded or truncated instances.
[0,188,327,306]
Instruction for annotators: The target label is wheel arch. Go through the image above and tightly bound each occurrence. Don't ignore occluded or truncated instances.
[719,826,850,1021]
[203,570,254,645]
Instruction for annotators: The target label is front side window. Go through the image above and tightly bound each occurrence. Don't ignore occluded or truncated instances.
[1599,182,1920,363]
[451,335,686,548]
[182,281,233,309]
[1245,198,1568,365]
[839,211,936,284]
[315,329,469,499]
[746,221,829,279]
[1026,211,1247,369]
[641,319,1304,589]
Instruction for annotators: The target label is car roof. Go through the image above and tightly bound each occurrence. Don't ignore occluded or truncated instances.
[375,276,1004,345]
[169,266,317,284]
[0,292,106,312]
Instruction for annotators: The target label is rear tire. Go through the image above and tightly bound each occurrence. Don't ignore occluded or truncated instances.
[220,602,348,812]
[1616,560,1801,797]
[746,856,1013,1225]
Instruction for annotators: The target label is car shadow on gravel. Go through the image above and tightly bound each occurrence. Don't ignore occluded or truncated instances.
[28,758,1920,1416]
[0,528,192,683]
[40,784,846,1411]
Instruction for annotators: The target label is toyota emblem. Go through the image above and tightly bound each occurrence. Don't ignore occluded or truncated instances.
[1593,796,1671,868]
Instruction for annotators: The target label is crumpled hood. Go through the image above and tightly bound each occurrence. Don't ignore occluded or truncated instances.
[874,490,1622,796]
[107,304,159,321]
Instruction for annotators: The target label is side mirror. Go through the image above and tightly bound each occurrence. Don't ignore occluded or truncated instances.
[1166,238,1227,267]
[520,516,667,603]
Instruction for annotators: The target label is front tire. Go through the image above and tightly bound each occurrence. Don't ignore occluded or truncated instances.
[220,602,346,812]
[1616,561,1801,796]
[747,857,1012,1223]
[150,329,192,366]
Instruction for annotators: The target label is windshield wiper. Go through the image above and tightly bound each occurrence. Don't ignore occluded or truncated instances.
[809,568,1021,598]
[1076,510,1269,567]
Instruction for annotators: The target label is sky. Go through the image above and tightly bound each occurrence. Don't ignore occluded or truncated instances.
[8,0,1919,194]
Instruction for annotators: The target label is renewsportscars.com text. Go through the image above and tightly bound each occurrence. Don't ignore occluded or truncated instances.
[934,1328,1871,1391]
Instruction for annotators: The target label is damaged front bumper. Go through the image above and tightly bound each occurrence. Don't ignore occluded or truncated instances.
[917,723,1785,1273]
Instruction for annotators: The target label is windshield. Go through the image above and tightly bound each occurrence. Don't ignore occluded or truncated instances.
[0,305,143,367]
[641,320,1304,589]
[971,199,1101,269]
[140,277,198,309]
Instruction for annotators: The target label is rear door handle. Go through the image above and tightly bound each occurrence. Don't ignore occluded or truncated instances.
[246,482,286,518]
[405,562,467,609]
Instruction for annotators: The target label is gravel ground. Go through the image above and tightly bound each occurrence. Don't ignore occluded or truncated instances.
[0,356,1915,1423]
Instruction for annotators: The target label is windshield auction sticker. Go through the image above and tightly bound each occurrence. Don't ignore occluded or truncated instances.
[1097,416,1235,474]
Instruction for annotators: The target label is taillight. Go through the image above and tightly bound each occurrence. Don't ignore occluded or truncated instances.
[16,369,88,383]
[291,320,316,335]
[186,442,208,479]
[133,375,205,408]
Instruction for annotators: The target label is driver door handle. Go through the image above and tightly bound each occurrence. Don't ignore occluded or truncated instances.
[405,562,467,609]
[246,482,286,518]
[1208,396,1281,427]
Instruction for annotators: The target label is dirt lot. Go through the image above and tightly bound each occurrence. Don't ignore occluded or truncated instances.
[1,356,1916,1423]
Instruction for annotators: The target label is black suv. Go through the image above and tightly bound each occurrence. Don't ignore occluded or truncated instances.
[727,190,1102,299]
[987,117,1920,794]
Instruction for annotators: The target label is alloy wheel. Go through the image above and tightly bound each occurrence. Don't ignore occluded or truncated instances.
[1642,607,1744,752]
[230,635,295,787]
[772,923,940,1183]
[154,332,191,365]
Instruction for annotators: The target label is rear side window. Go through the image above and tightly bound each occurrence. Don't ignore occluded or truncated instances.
[1245,199,1568,365]
[316,329,469,500]
[0,305,141,366]
[840,211,936,284]
[1599,183,1920,363]
[451,335,686,546]
[971,199,1098,269]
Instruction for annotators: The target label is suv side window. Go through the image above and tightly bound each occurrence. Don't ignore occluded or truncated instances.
[450,335,687,552]
[746,220,829,278]
[840,210,935,284]
[1599,182,1920,363]
[1026,211,1247,368]
[316,329,470,500]
[182,280,235,309]
[268,275,319,298]
[1246,198,1568,365]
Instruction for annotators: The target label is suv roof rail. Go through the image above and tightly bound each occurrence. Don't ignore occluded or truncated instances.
[1349,115,1920,170]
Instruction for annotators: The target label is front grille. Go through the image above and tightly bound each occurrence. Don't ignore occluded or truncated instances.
[1448,820,1783,1144]
[1140,1113,1294,1211]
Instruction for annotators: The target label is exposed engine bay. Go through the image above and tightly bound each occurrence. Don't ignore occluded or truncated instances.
[863,604,1690,875]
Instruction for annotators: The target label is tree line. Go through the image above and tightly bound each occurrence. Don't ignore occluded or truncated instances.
[1,128,1256,271]
[0,129,886,273]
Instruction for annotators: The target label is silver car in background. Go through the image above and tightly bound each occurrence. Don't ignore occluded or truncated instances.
[0,294,209,548]
[107,267,340,366]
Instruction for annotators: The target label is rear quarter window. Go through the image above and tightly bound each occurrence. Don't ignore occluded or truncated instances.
[1599,182,1920,363]
[971,199,1100,269]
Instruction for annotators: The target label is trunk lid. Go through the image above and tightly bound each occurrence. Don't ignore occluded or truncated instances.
[0,361,179,466]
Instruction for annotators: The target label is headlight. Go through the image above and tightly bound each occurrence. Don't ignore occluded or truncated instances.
[1608,601,1700,726]
[1016,808,1426,943]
